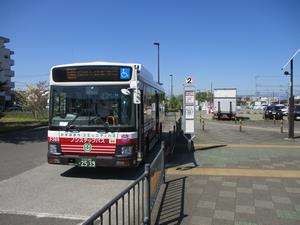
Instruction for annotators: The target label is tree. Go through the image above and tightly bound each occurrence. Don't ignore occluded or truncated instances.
[196,91,212,102]
[166,95,182,111]
[196,92,207,102]
[169,96,178,109]
[16,81,48,119]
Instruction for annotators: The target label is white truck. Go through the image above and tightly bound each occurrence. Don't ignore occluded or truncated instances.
[213,88,237,119]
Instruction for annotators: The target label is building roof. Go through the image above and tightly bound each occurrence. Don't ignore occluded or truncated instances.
[0,36,10,43]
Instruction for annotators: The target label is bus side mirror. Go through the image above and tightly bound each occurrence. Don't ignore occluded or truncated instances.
[133,89,141,104]
[121,88,131,96]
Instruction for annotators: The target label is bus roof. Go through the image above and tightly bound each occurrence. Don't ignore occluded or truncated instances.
[50,61,164,92]
[51,61,140,69]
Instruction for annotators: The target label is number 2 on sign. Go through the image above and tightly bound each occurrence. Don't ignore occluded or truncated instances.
[186,77,192,84]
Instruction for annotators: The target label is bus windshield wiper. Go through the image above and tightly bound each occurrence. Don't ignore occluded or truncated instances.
[95,116,111,132]
[64,114,80,131]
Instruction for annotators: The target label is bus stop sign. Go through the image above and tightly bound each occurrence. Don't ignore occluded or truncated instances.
[182,84,195,151]
[183,86,195,134]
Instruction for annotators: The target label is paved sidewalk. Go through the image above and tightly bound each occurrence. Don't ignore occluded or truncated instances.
[160,115,300,225]
[160,175,300,225]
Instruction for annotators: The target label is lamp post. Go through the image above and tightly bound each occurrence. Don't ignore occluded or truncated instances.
[169,74,173,98]
[282,49,300,139]
[153,42,160,84]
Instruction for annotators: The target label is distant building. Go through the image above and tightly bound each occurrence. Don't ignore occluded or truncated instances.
[0,36,15,111]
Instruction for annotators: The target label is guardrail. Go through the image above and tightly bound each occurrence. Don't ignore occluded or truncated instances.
[82,143,165,225]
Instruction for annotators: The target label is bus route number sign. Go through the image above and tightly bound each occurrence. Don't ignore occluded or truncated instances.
[186,77,192,84]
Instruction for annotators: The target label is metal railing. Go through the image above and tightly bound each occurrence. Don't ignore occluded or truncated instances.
[165,117,181,158]
[82,143,165,225]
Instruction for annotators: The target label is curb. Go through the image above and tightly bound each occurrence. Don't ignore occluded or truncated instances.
[0,123,48,134]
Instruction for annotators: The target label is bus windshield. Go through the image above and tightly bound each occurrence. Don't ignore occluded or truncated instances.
[49,85,135,131]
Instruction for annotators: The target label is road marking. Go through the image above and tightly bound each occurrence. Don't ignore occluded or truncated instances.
[0,209,86,221]
[166,167,300,178]
[193,144,300,149]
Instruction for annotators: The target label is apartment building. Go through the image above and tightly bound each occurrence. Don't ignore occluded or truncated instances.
[0,36,15,111]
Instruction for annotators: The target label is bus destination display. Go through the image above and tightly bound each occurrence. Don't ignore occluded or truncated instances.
[52,66,132,82]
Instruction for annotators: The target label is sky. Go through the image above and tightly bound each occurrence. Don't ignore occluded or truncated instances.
[1,0,300,96]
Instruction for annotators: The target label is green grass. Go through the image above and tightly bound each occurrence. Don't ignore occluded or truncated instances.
[0,112,48,133]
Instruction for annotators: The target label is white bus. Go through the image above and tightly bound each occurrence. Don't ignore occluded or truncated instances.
[47,62,165,167]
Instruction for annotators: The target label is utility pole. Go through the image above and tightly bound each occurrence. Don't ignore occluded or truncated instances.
[210,82,213,113]
[282,49,300,139]
[288,59,294,138]
[169,74,173,98]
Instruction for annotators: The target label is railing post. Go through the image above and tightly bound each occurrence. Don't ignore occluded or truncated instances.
[159,122,162,140]
[173,125,176,147]
[144,164,151,225]
[168,130,172,156]
[162,142,165,184]
[239,119,242,132]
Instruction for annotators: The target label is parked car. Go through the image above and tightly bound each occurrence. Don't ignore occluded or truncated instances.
[281,107,288,116]
[7,105,23,111]
[263,105,283,120]
[294,105,300,121]
[276,104,288,116]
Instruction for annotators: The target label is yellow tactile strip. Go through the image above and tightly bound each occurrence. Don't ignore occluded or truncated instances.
[166,167,300,178]
[193,144,300,149]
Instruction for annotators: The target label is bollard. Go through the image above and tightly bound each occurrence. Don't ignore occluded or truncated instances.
[273,116,276,125]
[280,119,283,133]
[235,118,237,124]
[144,164,151,225]
[239,119,242,132]
[202,120,205,131]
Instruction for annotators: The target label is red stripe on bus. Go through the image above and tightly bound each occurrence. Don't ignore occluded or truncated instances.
[61,144,115,148]
[62,151,114,154]
[61,149,116,152]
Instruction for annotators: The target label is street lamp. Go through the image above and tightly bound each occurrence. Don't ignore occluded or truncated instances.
[169,74,173,98]
[153,42,161,85]
[282,48,300,139]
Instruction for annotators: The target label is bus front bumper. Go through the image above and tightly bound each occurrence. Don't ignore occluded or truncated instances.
[48,154,138,167]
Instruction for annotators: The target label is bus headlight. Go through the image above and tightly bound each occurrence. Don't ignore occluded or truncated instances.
[120,146,133,155]
[48,143,61,155]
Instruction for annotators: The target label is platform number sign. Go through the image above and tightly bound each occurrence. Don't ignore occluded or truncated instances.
[186,77,192,84]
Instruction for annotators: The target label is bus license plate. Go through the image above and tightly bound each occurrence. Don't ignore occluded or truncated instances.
[77,158,96,168]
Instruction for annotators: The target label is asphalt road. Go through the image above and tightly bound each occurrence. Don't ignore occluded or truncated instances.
[0,127,146,225]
